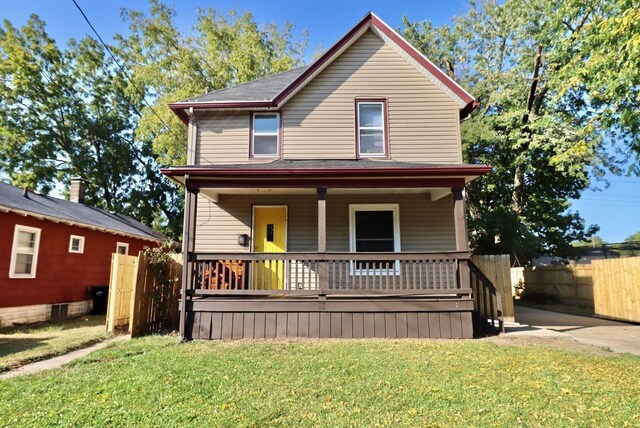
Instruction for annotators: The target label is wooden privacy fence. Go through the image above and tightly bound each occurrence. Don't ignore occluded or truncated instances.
[592,257,640,323]
[471,255,514,322]
[511,265,594,310]
[106,252,182,337]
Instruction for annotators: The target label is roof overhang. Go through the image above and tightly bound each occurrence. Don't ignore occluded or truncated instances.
[0,204,164,243]
[161,164,492,190]
[168,12,478,125]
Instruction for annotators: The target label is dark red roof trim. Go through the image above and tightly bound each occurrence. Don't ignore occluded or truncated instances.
[168,12,478,125]
[161,164,492,179]
[186,177,467,189]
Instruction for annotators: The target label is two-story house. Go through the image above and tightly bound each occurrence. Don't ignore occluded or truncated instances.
[162,12,501,340]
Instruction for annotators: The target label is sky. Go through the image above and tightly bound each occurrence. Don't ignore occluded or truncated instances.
[1,0,639,242]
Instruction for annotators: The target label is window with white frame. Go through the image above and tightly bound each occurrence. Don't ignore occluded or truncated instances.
[356,101,386,157]
[251,113,280,157]
[116,242,129,255]
[349,204,400,273]
[69,235,85,253]
[9,225,41,278]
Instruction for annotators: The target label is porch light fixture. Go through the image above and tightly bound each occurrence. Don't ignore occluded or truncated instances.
[238,234,250,247]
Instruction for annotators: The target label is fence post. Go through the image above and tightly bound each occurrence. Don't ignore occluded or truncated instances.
[106,253,118,332]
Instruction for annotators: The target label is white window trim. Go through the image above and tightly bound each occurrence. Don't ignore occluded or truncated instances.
[251,112,280,158]
[9,225,42,279]
[356,101,386,157]
[348,204,401,275]
[69,235,85,253]
[116,242,129,255]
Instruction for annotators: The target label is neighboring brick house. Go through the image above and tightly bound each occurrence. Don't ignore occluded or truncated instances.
[0,180,163,326]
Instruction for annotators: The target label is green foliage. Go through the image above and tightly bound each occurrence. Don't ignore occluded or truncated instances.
[116,1,307,165]
[0,1,307,239]
[624,231,640,243]
[1,337,639,426]
[403,0,638,262]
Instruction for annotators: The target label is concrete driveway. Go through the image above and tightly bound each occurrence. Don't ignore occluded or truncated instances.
[509,306,640,355]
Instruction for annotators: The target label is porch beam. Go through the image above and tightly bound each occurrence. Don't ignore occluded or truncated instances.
[179,176,199,341]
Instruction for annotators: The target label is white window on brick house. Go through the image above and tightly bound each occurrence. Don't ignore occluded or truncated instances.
[9,225,41,278]
[116,242,129,255]
[69,235,85,253]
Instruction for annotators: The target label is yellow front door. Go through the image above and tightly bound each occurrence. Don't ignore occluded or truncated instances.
[253,206,287,289]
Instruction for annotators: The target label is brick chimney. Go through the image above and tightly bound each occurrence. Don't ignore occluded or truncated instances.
[70,177,86,204]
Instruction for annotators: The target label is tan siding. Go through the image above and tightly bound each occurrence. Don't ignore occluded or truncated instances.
[195,112,266,165]
[194,30,463,165]
[282,30,461,163]
[194,193,455,252]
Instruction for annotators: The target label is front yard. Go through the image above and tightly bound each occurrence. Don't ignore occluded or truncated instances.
[1,336,639,427]
[0,315,111,373]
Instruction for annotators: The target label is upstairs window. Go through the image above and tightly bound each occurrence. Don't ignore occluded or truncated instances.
[356,100,387,157]
[251,113,280,157]
[10,225,41,278]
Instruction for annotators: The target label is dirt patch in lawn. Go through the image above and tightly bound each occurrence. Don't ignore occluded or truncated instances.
[484,334,617,357]
[0,315,112,373]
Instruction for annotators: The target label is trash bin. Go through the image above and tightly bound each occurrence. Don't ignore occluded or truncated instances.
[88,285,109,315]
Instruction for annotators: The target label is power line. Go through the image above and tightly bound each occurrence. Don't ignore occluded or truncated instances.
[71,0,184,145]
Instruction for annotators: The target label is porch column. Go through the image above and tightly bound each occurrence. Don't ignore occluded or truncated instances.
[317,187,328,292]
[452,186,471,293]
[317,187,327,252]
[179,176,199,341]
[452,187,468,251]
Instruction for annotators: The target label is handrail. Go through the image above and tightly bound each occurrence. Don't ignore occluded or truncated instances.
[190,251,471,261]
[188,252,467,294]
[468,260,504,336]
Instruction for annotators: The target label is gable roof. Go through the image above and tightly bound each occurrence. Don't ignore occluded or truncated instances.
[0,181,164,242]
[169,12,477,124]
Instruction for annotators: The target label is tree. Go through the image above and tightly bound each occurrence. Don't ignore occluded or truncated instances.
[0,15,180,237]
[0,1,307,239]
[624,231,640,243]
[115,1,307,166]
[402,0,638,263]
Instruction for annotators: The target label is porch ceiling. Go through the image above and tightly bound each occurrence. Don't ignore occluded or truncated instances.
[200,187,452,202]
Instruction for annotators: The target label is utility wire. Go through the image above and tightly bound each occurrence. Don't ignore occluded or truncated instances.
[71,0,184,144]
[72,0,222,166]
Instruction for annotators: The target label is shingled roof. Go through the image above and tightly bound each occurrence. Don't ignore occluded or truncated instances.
[179,66,310,104]
[0,181,164,242]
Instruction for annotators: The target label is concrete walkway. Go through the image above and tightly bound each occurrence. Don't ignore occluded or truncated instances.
[0,335,129,380]
[508,306,640,355]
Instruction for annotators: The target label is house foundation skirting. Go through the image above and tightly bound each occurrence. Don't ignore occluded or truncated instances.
[0,300,92,327]
[186,298,474,339]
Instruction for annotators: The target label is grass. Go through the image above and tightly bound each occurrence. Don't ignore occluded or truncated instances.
[0,315,112,373]
[1,336,639,427]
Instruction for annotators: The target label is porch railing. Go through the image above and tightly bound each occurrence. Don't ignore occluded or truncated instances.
[469,260,504,336]
[186,251,472,297]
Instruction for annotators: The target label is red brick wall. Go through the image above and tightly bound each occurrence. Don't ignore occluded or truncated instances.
[0,212,160,308]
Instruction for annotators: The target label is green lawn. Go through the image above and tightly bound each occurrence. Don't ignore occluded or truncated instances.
[1,337,639,427]
[0,315,112,373]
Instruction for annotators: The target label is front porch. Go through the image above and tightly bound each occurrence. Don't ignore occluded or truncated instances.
[186,251,492,339]
[162,160,502,339]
